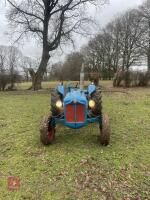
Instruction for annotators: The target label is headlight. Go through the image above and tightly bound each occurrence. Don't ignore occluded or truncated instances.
[89,100,95,109]
[56,100,63,108]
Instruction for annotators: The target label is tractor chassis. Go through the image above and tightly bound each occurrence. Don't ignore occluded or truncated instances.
[52,115,102,129]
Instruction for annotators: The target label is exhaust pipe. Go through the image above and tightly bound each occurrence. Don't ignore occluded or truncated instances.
[80,63,85,90]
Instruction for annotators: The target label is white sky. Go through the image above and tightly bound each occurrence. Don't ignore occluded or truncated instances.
[0,0,144,62]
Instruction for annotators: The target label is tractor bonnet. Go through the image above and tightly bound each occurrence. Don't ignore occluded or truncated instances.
[64,90,87,105]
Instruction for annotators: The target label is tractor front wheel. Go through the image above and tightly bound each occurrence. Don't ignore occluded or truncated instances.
[99,115,110,146]
[40,115,55,145]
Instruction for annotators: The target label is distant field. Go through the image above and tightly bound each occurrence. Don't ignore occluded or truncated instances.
[16,80,112,90]
[0,81,150,199]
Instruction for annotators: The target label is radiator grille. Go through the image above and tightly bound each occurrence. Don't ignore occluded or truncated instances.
[66,104,85,123]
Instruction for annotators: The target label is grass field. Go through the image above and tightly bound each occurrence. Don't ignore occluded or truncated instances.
[0,81,150,200]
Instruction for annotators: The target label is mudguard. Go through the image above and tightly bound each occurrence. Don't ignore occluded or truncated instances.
[57,85,64,96]
[88,84,96,95]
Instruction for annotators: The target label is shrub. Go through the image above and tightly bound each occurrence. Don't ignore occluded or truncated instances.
[0,73,10,91]
[113,70,150,87]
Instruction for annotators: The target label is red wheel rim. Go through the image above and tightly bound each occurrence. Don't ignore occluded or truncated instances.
[47,128,55,140]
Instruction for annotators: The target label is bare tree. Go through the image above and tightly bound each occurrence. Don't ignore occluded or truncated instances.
[118,9,145,71]
[7,0,106,90]
[81,35,106,79]
[7,46,22,89]
[0,46,7,73]
[0,45,22,90]
[50,62,63,81]
[82,24,121,80]
[50,52,84,81]
[138,0,150,71]
[22,57,30,82]
[105,18,122,73]
[21,56,37,82]
[82,8,146,82]
[62,52,84,81]
[0,46,9,91]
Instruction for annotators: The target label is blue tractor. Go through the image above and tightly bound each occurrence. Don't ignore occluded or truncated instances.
[40,65,110,146]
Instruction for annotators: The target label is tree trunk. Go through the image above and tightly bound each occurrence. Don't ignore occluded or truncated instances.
[148,20,150,71]
[10,66,14,90]
[124,68,130,87]
[2,84,5,91]
[31,50,50,90]
[26,71,29,82]
[147,49,150,71]
[108,58,112,80]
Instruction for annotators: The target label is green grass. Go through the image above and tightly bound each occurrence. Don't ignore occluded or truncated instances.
[0,82,149,199]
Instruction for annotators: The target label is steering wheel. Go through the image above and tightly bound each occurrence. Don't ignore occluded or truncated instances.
[66,82,79,92]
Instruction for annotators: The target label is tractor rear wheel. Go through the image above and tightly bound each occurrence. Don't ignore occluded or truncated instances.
[51,90,61,117]
[91,87,102,116]
[99,115,110,146]
[40,114,55,145]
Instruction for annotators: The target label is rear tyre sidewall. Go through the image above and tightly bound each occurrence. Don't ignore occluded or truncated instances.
[40,115,55,145]
[100,114,110,146]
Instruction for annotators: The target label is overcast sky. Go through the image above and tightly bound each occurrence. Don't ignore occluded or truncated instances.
[0,0,144,62]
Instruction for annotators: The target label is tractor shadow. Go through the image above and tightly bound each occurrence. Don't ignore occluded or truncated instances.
[54,124,100,148]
